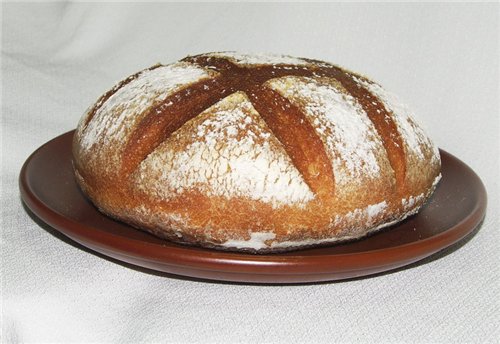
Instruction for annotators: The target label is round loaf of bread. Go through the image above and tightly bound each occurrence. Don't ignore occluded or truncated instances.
[72,52,441,253]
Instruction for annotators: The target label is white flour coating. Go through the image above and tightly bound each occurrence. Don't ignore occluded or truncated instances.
[267,235,354,249]
[133,205,187,237]
[268,76,384,186]
[222,232,276,250]
[221,200,388,250]
[366,200,388,219]
[354,76,440,162]
[80,62,212,158]
[136,92,314,207]
[269,212,412,249]
[331,200,388,227]
[402,193,424,211]
[432,173,442,188]
[202,52,309,66]
[76,104,95,138]
[402,173,441,210]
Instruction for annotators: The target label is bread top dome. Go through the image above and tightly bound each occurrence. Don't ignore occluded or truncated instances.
[73,52,441,252]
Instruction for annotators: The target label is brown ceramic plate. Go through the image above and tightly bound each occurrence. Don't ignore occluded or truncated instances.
[20,131,486,284]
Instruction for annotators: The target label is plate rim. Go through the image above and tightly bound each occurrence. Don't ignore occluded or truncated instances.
[19,130,488,280]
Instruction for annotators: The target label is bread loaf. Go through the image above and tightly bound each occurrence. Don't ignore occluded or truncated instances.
[72,52,441,253]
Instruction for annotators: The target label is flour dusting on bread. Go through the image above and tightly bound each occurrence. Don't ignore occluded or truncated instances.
[204,52,309,66]
[353,76,440,163]
[135,92,314,207]
[80,63,213,163]
[268,76,389,186]
[73,52,442,253]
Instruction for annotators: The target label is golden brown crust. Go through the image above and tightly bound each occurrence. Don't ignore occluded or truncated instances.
[73,52,441,253]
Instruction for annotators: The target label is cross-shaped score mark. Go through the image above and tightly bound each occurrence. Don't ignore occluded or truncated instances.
[87,54,407,201]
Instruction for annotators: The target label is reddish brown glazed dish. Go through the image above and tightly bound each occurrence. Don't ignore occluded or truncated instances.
[19,132,486,283]
[72,52,441,252]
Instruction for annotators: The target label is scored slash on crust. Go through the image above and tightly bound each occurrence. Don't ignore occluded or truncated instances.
[73,52,442,252]
[81,54,407,201]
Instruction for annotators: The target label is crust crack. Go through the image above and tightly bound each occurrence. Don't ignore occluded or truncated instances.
[86,55,407,198]
[82,64,163,129]
[245,85,335,200]
[305,60,407,191]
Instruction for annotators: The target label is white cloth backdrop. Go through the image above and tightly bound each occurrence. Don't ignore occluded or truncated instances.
[2,2,499,342]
